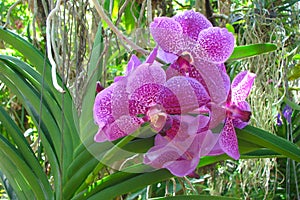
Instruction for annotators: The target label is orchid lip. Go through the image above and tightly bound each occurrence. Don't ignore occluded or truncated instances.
[226,104,251,122]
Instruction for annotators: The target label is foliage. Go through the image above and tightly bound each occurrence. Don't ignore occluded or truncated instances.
[0,0,300,199]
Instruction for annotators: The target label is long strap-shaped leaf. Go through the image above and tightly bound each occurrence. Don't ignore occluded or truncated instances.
[0,135,49,199]
[228,43,277,61]
[84,125,300,199]
[0,106,53,197]
[237,125,300,162]
[0,57,74,171]
[0,27,80,154]
[0,62,62,197]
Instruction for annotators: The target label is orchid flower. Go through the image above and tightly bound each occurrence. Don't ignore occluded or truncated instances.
[93,49,210,142]
[209,71,256,159]
[144,115,218,177]
[150,10,234,104]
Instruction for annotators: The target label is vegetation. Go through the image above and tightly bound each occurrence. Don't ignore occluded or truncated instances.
[0,0,299,199]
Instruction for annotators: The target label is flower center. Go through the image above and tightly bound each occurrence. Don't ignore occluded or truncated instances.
[181,51,194,64]
[147,106,167,132]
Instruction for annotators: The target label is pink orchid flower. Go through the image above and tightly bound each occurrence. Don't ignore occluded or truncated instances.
[150,10,234,104]
[93,49,210,142]
[209,71,256,159]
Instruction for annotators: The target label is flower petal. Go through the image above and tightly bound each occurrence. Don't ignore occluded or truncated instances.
[231,101,251,129]
[129,83,165,114]
[219,119,240,160]
[193,59,230,104]
[174,10,212,41]
[144,131,200,177]
[195,27,234,63]
[94,129,109,142]
[126,63,166,94]
[146,47,158,64]
[93,85,115,129]
[231,71,256,103]
[199,130,221,156]
[161,76,210,114]
[104,115,142,141]
[150,17,185,55]
[157,48,178,64]
[126,54,141,75]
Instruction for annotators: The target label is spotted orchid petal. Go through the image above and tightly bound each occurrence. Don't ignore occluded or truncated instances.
[150,17,184,55]
[193,59,230,104]
[219,119,240,160]
[195,27,235,63]
[173,10,212,41]
[231,71,256,104]
[93,84,115,129]
[161,76,210,114]
[146,46,158,64]
[126,54,141,75]
[103,115,142,141]
[127,63,166,94]
[157,48,178,64]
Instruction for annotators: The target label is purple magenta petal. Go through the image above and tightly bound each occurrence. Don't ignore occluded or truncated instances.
[104,115,142,141]
[146,47,158,64]
[125,54,141,76]
[231,101,251,129]
[195,27,234,63]
[207,103,226,130]
[173,10,212,41]
[193,59,229,104]
[93,85,115,129]
[231,71,256,103]
[207,140,224,156]
[283,105,293,124]
[157,48,178,64]
[219,119,240,160]
[162,76,210,114]
[126,63,166,94]
[150,17,185,55]
[111,80,130,119]
[94,129,109,142]
[144,144,199,177]
[145,129,201,177]
[198,130,221,156]
[130,83,163,106]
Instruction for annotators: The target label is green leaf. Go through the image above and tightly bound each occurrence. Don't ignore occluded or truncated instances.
[0,27,80,151]
[292,54,300,60]
[149,195,240,200]
[79,22,103,143]
[242,149,282,159]
[225,23,235,34]
[288,64,300,81]
[237,125,300,162]
[0,135,48,199]
[0,61,61,197]
[87,169,172,199]
[228,43,277,61]
[0,106,53,197]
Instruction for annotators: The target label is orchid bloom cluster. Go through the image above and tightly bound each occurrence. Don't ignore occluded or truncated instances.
[93,10,256,177]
